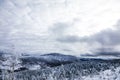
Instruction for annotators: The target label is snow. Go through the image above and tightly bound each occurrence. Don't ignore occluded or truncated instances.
[1,53,120,80]
[82,67,120,80]
[13,66,120,80]
[29,65,41,70]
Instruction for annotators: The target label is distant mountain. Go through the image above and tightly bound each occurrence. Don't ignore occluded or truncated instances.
[21,53,79,67]
[41,53,79,62]
[81,51,120,59]
[1,52,120,72]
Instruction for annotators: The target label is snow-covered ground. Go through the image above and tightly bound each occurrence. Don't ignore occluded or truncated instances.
[82,67,120,80]
[13,66,120,80]
[1,53,120,80]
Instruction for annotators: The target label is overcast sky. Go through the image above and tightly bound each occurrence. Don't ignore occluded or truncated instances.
[0,0,120,56]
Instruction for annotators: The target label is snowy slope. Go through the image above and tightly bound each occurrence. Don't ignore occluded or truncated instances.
[21,53,79,67]
[1,52,120,80]
[83,67,120,80]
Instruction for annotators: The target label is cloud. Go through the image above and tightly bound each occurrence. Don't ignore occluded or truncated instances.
[81,20,120,55]
[81,51,120,57]
[57,35,80,43]
[0,0,5,6]
[87,20,120,46]
[57,20,120,44]
[50,22,70,37]
[56,20,120,55]
[1,0,120,56]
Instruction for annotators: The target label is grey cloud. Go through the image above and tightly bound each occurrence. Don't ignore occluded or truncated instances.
[115,20,120,29]
[81,46,120,57]
[96,52,120,56]
[0,0,5,5]
[50,22,70,37]
[81,52,120,57]
[55,20,120,55]
[50,19,81,42]
[56,27,120,45]
[91,20,120,45]
[91,29,120,46]
[57,35,81,43]
[56,20,120,46]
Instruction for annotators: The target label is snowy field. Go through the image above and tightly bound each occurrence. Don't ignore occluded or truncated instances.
[13,63,120,80]
[0,53,120,80]
[1,53,120,80]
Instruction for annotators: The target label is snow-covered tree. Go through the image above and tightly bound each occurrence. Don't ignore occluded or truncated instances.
[1,45,21,80]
